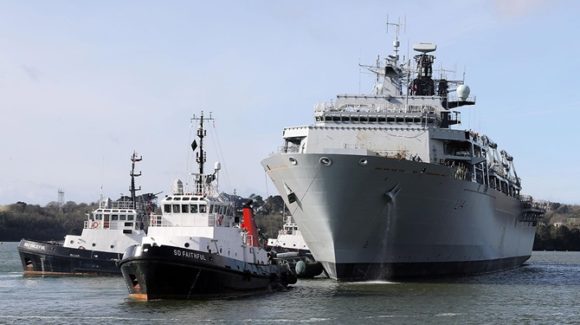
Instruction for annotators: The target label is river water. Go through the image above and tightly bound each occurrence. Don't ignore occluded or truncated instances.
[1,241,579,324]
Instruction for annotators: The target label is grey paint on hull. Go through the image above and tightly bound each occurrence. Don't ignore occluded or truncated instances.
[262,153,536,280]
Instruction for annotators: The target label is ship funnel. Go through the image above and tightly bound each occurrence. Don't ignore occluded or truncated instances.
[172,179,184,195]
[241,200,260,247]
[457,84,470,101]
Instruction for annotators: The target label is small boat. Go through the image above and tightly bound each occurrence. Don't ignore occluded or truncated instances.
[119,112,296,300]
[267,216,324,278]
[18,152,157,276]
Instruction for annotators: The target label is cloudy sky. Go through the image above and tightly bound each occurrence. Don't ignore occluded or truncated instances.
[1,0,578,205]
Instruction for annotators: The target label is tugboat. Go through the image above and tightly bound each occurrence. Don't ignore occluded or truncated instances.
[267,216,324,278]
[18,152,157,276]
[119,112,296,300]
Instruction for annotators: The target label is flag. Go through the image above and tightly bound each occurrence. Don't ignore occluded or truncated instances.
[191,140,197,152]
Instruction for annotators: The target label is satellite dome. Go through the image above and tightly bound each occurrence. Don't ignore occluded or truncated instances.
[457,84,470,101]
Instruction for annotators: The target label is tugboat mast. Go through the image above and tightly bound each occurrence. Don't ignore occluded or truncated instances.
[191,111,214,195]
[129,151,142,209]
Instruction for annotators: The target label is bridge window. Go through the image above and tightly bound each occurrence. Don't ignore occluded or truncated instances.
[172,204,180,213]
[182,204,190,213]
[199,205,207,213]
[127,215,134,221]
[164,205,171,213]
[120,215,126,221]
[190,204,198,213]
[111,215,118,221]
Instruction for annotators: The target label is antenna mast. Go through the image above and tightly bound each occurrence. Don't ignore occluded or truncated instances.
[129,151,142,209]
[191,111,214,194]
[386,16,403,65]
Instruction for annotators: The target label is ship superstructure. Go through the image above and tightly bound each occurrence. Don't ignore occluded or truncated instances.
[262,25,544,280]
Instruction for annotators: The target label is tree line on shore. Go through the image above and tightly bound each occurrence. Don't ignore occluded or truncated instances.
[0,195,287,242]
[2,197,580,251]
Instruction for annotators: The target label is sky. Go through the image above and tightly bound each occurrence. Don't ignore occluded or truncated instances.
[1,0,579,205]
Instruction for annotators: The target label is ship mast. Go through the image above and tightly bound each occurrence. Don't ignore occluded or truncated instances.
[191,111,214,195]
[129,151,142,209]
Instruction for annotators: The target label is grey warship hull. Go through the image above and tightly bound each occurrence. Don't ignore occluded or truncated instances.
[262,153,536,281]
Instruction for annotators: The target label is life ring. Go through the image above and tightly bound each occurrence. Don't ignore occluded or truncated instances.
[91,221,99,229]
[78,246,85,250]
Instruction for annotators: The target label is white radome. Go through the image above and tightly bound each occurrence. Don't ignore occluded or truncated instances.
[457,84,470,101]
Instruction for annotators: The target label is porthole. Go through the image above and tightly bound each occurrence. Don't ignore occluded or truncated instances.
[185,243,190,248]
[92,243,96,247]
[320,157,332,166]
[70,240,74,244]
[359,159,368,166]
[110,245,115,249]
[289,157,298,165]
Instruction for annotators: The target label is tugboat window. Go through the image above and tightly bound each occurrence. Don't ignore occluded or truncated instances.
[199,205,207,213]
[172,204,180,213]
[111,215,118,221]
[164,205,171,213]
[127,215,134,221]
[120,215,126,221]
[190,204,198,213]
[182,204,189,213]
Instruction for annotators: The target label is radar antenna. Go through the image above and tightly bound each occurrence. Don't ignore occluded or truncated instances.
[129,151,142,209]
[191,111,214,195]
[386,16,405,64]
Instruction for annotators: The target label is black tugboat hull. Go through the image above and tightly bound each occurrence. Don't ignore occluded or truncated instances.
[17,239,122,276]
[119,244,294,300]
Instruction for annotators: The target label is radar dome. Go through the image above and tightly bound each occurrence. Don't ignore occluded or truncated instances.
[457,84,470,101]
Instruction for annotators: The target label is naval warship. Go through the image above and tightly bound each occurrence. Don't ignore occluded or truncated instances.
[261,25,545,281]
